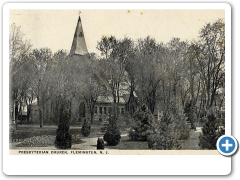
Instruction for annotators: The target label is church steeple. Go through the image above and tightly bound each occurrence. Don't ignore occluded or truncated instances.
[70,15,88,55]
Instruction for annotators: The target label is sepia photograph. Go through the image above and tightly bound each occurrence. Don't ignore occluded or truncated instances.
[8,8,225,154]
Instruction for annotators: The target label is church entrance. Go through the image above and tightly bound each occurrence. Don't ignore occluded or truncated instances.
[79,102,85,122]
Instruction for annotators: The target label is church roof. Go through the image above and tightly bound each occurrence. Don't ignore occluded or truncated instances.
[96,96,126,104]
[70,16,88,55]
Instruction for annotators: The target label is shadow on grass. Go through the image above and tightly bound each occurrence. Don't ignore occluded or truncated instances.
[10,125,102,141]
[104,136,149,150]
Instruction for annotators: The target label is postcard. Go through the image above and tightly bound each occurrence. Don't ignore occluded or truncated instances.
[3,2,233,175]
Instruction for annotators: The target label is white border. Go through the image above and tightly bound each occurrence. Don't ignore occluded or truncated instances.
[3,3,231,175]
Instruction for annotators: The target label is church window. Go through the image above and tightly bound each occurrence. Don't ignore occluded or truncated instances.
[99,107,102,114]
[94,107,98,114]
[104,107,107,114]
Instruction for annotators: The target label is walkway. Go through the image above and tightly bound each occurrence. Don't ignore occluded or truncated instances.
[72,134,128,150]
[181,127,202,150]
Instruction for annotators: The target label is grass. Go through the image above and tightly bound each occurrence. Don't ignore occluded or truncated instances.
[10,124,202,150]
[105,136,148,150]
[106,128,202,150]
[10,124,102,142]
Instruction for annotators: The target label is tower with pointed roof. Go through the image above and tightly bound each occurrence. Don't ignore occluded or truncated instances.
[70,15,88,56]
[69,14,132,124]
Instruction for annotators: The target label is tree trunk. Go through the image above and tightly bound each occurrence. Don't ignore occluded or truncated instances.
[27,105,31,123]
[148,90,156,114]
[38,100,45,128]
[127,88,135,116]
[39,108,42,128]
[210,89,216,108]
[41,103,45,127]
[190,60,194,100]
[162,80,165,103]
[15,103,19,121]
[90,111,94,124]
[20,103,23,125]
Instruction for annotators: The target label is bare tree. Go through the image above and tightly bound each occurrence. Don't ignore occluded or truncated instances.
[9,23,32,122]
[195,19,225,113]
[82,54,101,124]
[31,48,57,127]
[97,36,133,117]
[135,36,162,113]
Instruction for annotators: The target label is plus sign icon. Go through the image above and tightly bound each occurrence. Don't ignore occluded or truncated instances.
[217,135,238,156]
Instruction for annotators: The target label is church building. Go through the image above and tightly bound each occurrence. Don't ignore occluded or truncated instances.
[26,14,138,125]
[68,15,136,123]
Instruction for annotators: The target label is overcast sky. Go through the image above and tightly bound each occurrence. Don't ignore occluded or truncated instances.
[10,10,224,55]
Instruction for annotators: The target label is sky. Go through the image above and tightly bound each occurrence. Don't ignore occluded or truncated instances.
[10,9,225,55]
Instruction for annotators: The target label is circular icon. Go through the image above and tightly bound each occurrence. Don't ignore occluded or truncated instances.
[217,135,238,156]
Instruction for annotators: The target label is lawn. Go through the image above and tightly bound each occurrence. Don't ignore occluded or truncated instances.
[10,124,202,150]
[10,124,102,142]
[10,124,99,147]
[107,128,202,150]
[105,136,148,150]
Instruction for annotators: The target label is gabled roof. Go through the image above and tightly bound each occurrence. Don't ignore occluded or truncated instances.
[96,95,126,104]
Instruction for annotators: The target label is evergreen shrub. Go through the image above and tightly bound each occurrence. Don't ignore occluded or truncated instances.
[81,119,91,137]
[198,113,225,149]
[129,104,157,141]
[103,117,121,146]
[55,102,72,149]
